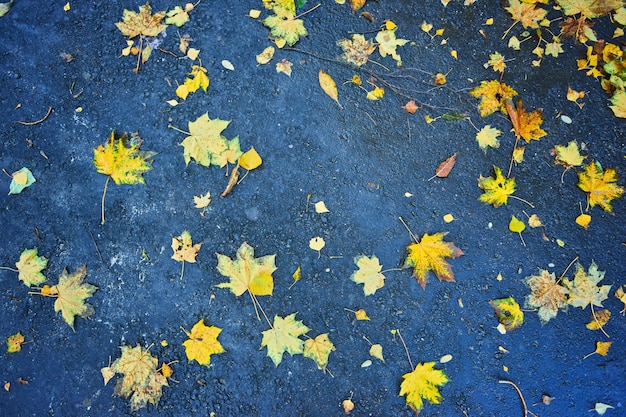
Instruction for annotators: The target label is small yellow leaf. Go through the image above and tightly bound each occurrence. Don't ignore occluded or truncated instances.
[160,340,168,347]
[591,403,615,415]
[420,21,433,33]
[319,70,340,105]
[161,362,173,378]
[369,344,384,362]
[182,319,225,366]
[503,365,509,372]
[342,398,355,413]
[450,50,458,59]
[615,286,626,314]
[435,28,445,36]
[193,191,211,209]
[594,341,612,357]
[239,147,262,170]
[351,74,362,86]
[433,73,446,85]
[509,215,525,233]
[276,59,293,76]
[385,20,396,30]
[576,213,591,229]
[556,239,565,247]
[309,236,326,253]
[512,146,525,163]
[292,266,301,282]
[496,272,503,281]
[187,47,200,60]
[166,99,179,106]
[485,17,493,25]
[274,37,287,48]
[101,366,115,385]
[439,354,452,363]
[63,2,70,12]
[6,332,25,353]
[366,86,385,100]
[256,46,275,64]
[354,309,369,320]
[249,9,261,18]
[315,201,330,213]
[443,214,454,223]
[176,84,189,100]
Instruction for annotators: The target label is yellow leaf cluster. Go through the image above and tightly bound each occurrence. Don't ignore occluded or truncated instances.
[403,232,464,289]
[577,161,624,212]
[399,362,449,413]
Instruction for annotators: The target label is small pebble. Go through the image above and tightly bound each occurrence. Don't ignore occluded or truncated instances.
[560,115,572,124]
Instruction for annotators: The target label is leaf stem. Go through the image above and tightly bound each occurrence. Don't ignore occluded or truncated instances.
[0,266,19,272]
[398,216,419,243]
[294,3,321,19]
[167,124,191,135]
[180,261,185,280]
[509,195,534,208]
[396,329,413,371]
[557,256,579,283]
[380,267,405,274]
[101,176,111,225]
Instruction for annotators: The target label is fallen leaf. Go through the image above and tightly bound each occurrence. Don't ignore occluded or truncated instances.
[506,99,546,142]
[431,153,457,179]
[586,309,611,330]
[583,341,612,359]
[14,248,48,287]
[48,265,97,330]
[171,231,201,279]
[475,125,501,151]
[193,191,211,210]
[512,146,525,163]
[309,237,326,255]
[527,214,543,228]
[348,0,366,12]
[9,167,36,195]
[6,332,24,353]
[239,147,263,170]
[403,232,464,289]
[165,5,190,27]
[469,80,518,117]
[182,319,225,366]
[376,28,409,65]
[439,354,452,363]
[216,242,276,297]
[369,344,384,362]
[443,214,455,223]
[350,255,386,295]
[109,344,168,411]
[505,0,547,29]
[94,132,155,223]
[101,366,115,385]
[557,0,621,18]
[303,333,335,371]
[337,34,376,66]
[276,59,293,76]
[319,70,340,106]
[115,3,167,38]
[261,313,310,366]
[403,100,418,113]
[576,213,591,229]
[354,309,370,320]
[399,361,449,414]
[366,86,385,100]
[249,9,262,18]
[590,402,615,415]
[0,0,13,17]
[256,46,275,64]
[179,113,233,167]
[221,60,234,71]
[554,141,585,168]
[577,160,624,212]
[477,166,516,207]
[489,297,524,331]
[524,269,568,323]
[342,397,355,413]
[563,261,611,309]
[314,201,330,213]
[615,286,626,314]
[263,9,308,46]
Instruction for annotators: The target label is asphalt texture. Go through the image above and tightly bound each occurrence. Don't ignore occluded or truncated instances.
[1,1,625,416]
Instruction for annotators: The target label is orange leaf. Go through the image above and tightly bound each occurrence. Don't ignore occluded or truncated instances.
[402,100,418,113]
[432,153,457,179]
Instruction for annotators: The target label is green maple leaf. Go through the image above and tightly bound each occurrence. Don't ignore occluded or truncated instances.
[263,9,308,46]
[477,166,516,207]
[261,313,310,366]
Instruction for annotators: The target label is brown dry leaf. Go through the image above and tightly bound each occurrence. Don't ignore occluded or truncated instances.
[403,100,418,113]
[586,309,611,330]
[524,269,568,323]
[276,59,292,76]
[430,153,457,180]
[505,99,546,142]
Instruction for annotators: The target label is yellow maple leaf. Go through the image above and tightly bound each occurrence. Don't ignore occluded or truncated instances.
[487,52,507,73]
[556,0,622,18]
[524,269,568,323]
[13,248,48,287]
[399,361,449,414]
[337,34,376,67]
[115,3,167,38]
[261,313,310,366]
[94,132,154,224]
[6,332,25,353]
[615,285,626,314]
[48,265,97,330]
[376,28,409,65]
[505,0,547,29]
[216,242,276,297]
[110,344,168,411]
[350,255,386,296]
[469,80,518,117]
[477,166,516,207]
[577,161,624,212]
[171,230,201,279]
[554,141,585,168]
[609,90,626,118]
[403,232,464,289]
[179,113,231,167]
[475,125,501,151]
[303,333,335,371]
[263,9,308,46]
[563,261,611,310]
[182,319,225,366]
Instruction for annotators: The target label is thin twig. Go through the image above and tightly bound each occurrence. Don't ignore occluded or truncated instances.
[101,176,110,225]
[591,304,610,338]
[294,2,321,19]
[498,379,538,417]
[509,195,535,208]
[17,107,53,126]
[398,216,418,243]
[396,329,413,371]
[86,229,103,263]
